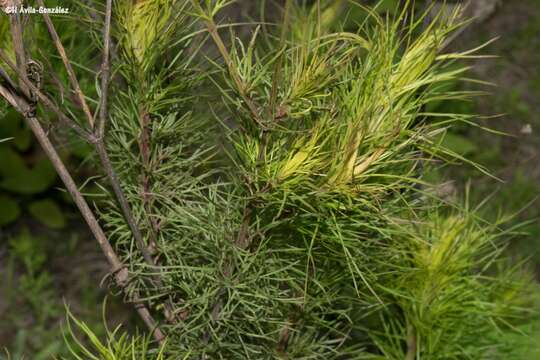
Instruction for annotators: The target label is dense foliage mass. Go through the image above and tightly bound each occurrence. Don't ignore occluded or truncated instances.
[0,1,536,359]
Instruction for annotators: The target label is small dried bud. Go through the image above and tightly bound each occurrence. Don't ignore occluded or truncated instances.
[275,105,289,121]
[521,124,533,135]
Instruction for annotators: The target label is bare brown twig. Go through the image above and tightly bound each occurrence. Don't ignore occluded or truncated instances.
[30,0,156,270]
[8,0,28,97]
[0,82,165,344]
[94,141,157,266]
[97,0,113,138]
[138,109,159,252]
[0,49,93,141]
[37,0,95,128]
[38,0,180,327]
[90,0,157,271]
[0,81,24,110]
[95,0,181,325]
[0,5,168,343]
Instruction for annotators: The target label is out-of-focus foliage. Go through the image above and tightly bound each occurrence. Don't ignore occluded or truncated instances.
[0,4,113,358]
[0,110,61,227]
[1,229,105,360]
[0,6,96,229]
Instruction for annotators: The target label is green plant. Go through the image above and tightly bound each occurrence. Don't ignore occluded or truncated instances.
[0,225,129,359]
[0,0,536,358]
[0,11,105,356]
[62,308,169,360]
[0,7,96,229]
[0,229,67,359]
[0,109,65,228]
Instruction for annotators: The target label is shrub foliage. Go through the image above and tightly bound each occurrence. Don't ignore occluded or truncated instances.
[0,0,535,359]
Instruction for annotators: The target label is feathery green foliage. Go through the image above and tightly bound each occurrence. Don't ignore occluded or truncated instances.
[1,0,536,358]
[85,0,534,358]
[62,308,169,360]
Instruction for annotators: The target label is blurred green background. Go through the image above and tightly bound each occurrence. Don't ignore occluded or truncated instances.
[0,0,539,358]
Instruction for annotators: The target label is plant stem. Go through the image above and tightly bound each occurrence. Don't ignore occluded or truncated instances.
[0,82,165,344]
[97,0,113,138]
[13,0,180,327]
[94,141,156,266]
[0,80,22,109]
[37,0,95,128]
[194,2,265,128]
[405,323,417,360]
[32,116,166,344]
[95,143,180,326]
[90,0,159,269]
[138,109,159,252]
[1,21,155,269]
[0,49,93,141]
[1,4,168,341]
[267,0,292,118]
[8,0,28,97]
